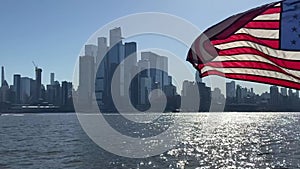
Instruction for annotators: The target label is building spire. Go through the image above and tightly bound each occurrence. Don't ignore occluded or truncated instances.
[1,66,4,86]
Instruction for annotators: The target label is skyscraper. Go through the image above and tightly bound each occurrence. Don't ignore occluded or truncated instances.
[62,81,72,106]
[281,87,288,96]
[13,74,21,104]
[139,77,151,105]
[163,76,176,97]
[288,88,294,97]
[85,44,98,58]
[211,88,225,104]
[141,52,168,91]
[20,77,32,104]
[79,55,95,106]
[95,37,108,106]
[181,81,200,112]
[46,81,62,106]
[0,66,9,103]
[34,67,42,103]
[236,85,242,103]
[195,71,202,83]
[137,59,151,106]
[108,28,123,65]
[100,27,124,110]
[125,42,137,65]
[97,37,108,65]
[226,81,236,99]
[1,66,4,86]
[162,57,168,87]
[124,42,137,97]
[110,27,122,47]
[50,73,55,85]
[270,85,279,105]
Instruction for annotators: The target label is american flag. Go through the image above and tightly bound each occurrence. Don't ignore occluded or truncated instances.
[187,0,300,89]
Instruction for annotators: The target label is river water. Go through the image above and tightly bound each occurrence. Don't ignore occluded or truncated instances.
[0,113,299,169]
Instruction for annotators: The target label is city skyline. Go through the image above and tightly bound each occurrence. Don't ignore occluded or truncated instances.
[0,65,68,88]
[77,27,180,112]
[2,54,300,113]
[0,64,73,108]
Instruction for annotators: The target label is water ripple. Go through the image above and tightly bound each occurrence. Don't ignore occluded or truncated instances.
[0,113,299,168]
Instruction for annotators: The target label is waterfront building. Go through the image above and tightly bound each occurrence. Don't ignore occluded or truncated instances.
[13,74,21,104]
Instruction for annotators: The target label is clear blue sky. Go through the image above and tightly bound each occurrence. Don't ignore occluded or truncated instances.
[0,0,277,93]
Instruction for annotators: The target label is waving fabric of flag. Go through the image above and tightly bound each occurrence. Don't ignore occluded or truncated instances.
[187,0,300,89]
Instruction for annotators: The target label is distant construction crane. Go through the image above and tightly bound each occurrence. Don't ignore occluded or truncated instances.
[31,61,43,103]
[32,61,38,70]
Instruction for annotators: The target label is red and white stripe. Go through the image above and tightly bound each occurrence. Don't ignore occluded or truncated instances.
[198,2,300,89]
